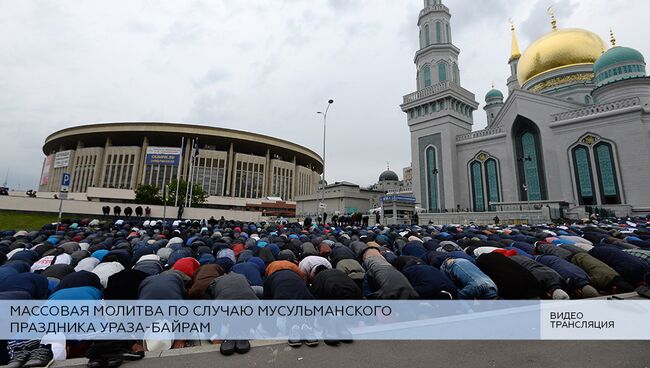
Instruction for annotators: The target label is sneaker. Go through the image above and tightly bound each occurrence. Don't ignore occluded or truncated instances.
[219,340,236,356]
[234,340,250,354]
[7,349,31,368]
[301,324,319,347]
[287,325,302,347]
[23,345,54,368]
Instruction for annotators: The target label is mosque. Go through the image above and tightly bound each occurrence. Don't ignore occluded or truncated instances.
[402,0,650,219]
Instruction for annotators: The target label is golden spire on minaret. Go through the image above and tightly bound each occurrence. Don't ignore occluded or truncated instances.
[547,6,557,31]
[509,18,521,62]
[609,28,617,47]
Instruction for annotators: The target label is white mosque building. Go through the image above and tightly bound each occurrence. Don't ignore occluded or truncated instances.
[402,0,650,220]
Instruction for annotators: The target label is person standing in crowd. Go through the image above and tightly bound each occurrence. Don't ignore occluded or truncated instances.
[135,206,143,217]
[124,207,133,218]
[113,205,121,217]
[145,206,151,219]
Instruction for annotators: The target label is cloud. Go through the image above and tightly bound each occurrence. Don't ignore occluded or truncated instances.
[520,0,576,42]
[186,89,236,125]
[327,0,359,13]
[193,68,231,89]
[125,19,156,33]
[161,21,204,45]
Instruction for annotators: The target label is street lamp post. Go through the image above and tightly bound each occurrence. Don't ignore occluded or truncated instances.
[317,99,334,224]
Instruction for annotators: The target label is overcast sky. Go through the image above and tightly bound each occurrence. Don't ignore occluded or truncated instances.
[0,0,648,190]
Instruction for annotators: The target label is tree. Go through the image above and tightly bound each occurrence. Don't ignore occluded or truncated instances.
[134,184,163,205]
[166,178,208,207]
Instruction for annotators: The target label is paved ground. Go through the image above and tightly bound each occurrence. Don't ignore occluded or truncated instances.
[60,341,650,368]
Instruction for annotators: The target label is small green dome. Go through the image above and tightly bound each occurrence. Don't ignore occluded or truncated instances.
[485,88,503,102]
[594,46,645,73]
[379,170,399,182]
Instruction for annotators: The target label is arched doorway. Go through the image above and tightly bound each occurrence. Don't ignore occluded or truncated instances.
[512,116,548,201]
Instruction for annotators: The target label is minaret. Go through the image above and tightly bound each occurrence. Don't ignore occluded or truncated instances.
[507,20,522,93]
[415,0,461,89]
[401,0,479,212]
[484,83,504,125]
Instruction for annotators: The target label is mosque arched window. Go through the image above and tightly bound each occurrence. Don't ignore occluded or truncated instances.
[569,137,622,206]
[424,24,430,47]
[435,22,442,44]
[469,155,502,212]
[594,142,621,204]
[452,63,460,84]
[470,161,485,212]
[423,65,432,88]
[425,146,439,211]
[513,117,547,201]
[485,159,501,210]
[438,62,447,82]
[446,23,451,43]
[571,145,595,205]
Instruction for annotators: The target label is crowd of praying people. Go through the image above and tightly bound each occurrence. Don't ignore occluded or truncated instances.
[1,215,650,367]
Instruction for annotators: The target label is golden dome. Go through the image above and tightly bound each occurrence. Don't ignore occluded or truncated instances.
[517,28,607,86]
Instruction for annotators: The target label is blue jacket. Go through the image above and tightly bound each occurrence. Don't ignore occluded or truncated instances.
[0,272,49,299]
[232,262,264,286]
[511,242,535,255]
[402,264,458,299]
[49,286,101,300]
[534,255,591,291]
[402,242,428,258]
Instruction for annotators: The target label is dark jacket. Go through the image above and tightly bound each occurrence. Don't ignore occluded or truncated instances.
[558,244,587,257]
[364,256,419,300]
[534,255,591,291]
[329,245,357,268]
[263,269,313,300]
[534,243,573,260]
[232,262,264,287]
[510,241,535,255]
[476,253,540,299]
[0,272,49,299]
[402,263,458,300]
[103,269,149,300]
[422,251,474,269]
[588,245,650,285]
[402,242,428,258]
[56,270,102,292]
[206,273,258,300]
[310,269,362,299]
[138,273,185,300]
[133,259,164,276]
[510,255,564,295]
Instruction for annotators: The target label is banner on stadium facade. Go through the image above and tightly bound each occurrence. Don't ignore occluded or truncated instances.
[145,147,182,166]
[40,155,54,186]
[53,150,72,168]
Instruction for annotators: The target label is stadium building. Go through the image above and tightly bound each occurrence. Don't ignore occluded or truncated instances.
[39,122,323,213]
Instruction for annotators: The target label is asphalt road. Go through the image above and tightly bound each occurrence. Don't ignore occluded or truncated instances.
[119,341,649,368]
